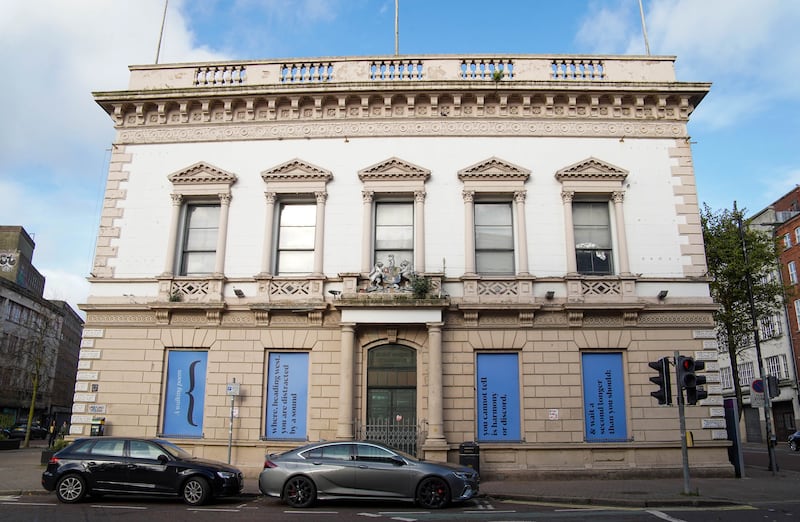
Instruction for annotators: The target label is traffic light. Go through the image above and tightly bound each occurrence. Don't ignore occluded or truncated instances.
[767,375,779,399]
[677,355,707,405]
[648,357,672,405]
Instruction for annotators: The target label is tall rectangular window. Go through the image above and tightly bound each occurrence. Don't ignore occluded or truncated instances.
[795,227,800,245]
[276,203,315,275]
[766,354,788,379]
[739,361,754,385]
[789,261,798,284]
[720,366,733,390]
[475,202,514,274]
[180,204,219,276]
[374,202,413,265]
[795,300,800,330]
[784,233,792,249]
[573,201,613,275]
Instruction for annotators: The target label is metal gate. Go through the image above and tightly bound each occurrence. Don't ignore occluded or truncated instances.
[355,418,423,456]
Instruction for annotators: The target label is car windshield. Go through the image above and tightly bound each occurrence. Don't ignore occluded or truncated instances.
[156,439,194,459]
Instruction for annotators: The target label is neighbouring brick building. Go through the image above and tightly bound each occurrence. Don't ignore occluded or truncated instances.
[0,226,83,427]
[76,54,732,479]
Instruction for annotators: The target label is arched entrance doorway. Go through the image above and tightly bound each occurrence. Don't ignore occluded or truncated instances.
[359,344,418,454]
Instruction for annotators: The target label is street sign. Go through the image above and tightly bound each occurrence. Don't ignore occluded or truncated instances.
[751,391,765,408]
[226,382,240,396]
[751,379,764,394]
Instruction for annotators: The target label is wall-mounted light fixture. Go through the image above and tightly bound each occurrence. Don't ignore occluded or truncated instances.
[328,290,341,298]
[657,290,668,300]
[545,291,555,300]
[233,288,245,298]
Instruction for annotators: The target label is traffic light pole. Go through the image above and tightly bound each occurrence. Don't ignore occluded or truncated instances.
[675,351,692,495]
[736,211,778,474]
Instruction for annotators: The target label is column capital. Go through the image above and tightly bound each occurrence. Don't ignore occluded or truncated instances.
[264,191,277,204]
[315,191,328,204]
[561,191,575,204]
[170,193,183,206]
[362,190,374,203]
[462,190,475,203]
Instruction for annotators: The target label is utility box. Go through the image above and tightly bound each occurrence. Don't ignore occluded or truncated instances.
[90,417,105,436]
[458,441,480,474]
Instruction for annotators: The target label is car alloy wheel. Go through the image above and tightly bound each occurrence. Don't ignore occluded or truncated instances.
[56,474,86,503]
[283,476,316,508]
[182,476,210,505]
[416,476,450,509]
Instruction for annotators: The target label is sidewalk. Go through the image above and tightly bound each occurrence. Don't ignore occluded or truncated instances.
[2,439,797,507]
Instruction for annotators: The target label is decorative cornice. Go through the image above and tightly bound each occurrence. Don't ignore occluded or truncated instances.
[458,156,531,182]
[358,157,431,181]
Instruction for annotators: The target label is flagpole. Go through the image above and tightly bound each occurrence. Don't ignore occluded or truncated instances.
[394,0,399,56]
[155,0,169,64]
[638,0,651,55]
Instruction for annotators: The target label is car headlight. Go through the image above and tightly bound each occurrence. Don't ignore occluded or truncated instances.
[217,471,237,479]
[452,471,473,480]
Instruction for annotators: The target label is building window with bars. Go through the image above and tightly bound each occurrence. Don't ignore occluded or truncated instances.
[765,354,788,379]
[738,361,755,386]
[720,366,734,390]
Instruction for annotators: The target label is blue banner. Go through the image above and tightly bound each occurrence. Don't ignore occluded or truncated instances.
[163,351,207,437]
[476,353,520,441]
[266,352,309,440]
[582,353,628,442]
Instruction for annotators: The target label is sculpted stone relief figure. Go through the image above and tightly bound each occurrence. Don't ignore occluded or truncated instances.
[367,255,415,292]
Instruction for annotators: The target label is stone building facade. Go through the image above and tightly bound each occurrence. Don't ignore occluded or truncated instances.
[77,54,731,478]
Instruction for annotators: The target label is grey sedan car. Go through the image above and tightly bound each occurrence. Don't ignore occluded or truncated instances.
[258,440,479,509]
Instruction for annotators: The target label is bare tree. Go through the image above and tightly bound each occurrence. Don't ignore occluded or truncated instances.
[14,312,60,448]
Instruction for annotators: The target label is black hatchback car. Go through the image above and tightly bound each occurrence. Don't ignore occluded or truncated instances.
[42,437,243,505]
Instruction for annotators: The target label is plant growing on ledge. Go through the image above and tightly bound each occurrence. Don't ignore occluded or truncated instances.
[169,291,183,302]
[411,276,432,299]
[492,69,504,82]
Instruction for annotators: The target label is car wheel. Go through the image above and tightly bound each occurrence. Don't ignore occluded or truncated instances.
[791,439,799,451]
[182,476,210,506]
[283,476,316,508]
[416,476,450,509]
[55,474,87,503]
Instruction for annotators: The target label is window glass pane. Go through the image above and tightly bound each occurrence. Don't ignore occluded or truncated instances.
[475,203,512,226]
[375,227,413,249]
[476,226,513,249]
[278,227,315,249]
[181,204,219,276]
[475,202,513,274]
[476,251,515,274]
[277,251,314,274]
[186,205,219,227]
[376,203,413,225]
[374,202,413,263]
[182,252,215,275]
[185,229,218,250]
[277,203,315,275]
[573,202,611,248]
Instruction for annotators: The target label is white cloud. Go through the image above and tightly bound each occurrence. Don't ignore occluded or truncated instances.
[42,269,91,319]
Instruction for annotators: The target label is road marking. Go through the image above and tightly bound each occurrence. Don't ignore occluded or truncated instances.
[390,518,418,522]
[189,508,241,512]
[0,496,20,501]
[2,501,53,506]
[285,510,339,514]
[358,514,383,518]
[646,510,687,522]
[91,505,148,510]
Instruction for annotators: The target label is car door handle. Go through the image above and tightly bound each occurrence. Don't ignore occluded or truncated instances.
[358,465,368,469]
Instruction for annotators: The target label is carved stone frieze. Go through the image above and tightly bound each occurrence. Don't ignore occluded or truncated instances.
[85,312,155,324]
[117,119,685,145]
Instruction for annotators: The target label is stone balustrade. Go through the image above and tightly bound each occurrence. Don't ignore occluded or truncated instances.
[127,55,677,90]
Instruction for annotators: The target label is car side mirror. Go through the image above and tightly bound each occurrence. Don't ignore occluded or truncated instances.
[157,454,169,464]
[391,456,406,466]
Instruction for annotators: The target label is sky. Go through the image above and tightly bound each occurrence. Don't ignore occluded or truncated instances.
[1,0,798,315]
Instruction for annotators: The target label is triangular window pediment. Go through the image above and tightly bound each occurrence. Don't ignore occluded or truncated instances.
[168,162,237,186]
[358,157,431,182]
[261,159,333,183]
[555,157,628,182]
[458,157,530,182]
